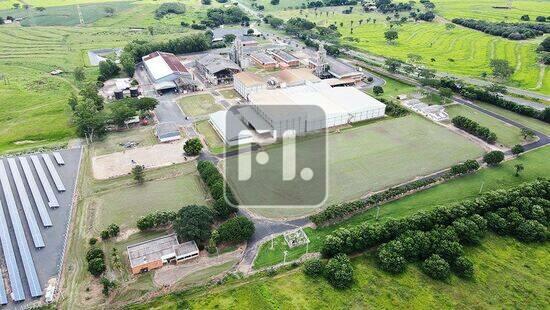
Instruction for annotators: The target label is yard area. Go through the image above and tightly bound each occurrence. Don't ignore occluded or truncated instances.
[195,120,224,154]
[92,126,157,156]
[218,89,241,100]
[254,145,550,268]
[178,93,223,117]
[364,75,417,100]
[227,114,485,219]
[446,104,524,147]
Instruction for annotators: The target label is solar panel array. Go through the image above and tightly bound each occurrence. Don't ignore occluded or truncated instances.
[0,152,67,304]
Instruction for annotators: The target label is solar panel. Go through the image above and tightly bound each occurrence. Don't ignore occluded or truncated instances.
[0,199,24,302]
[0,276,7,305]
[30,155,60,208]
[52,152,65,165]
[41,154,65,192]
[19,157,53,227]
[0,161,42,297]
[7,158,45,248]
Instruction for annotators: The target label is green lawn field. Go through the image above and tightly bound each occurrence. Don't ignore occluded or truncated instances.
[219,89,240,99]
[270,5,549,94]
[254,145,550,269]
[135,234,549,309]
[446,104,524,147]
[227,114,484,218]
[364,75,418,100]
[474,101,550,136]
[92,126,158,156]
[195,120,225,154]
[178,93,222,117]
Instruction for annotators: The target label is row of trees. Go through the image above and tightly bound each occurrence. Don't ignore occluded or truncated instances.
[137,210,176,231]
[379,98,409,117]
[452,18,550,40]
[154,2,186,19]
[429,77,550,123]
[197,160,238,220]
[203,7,248,27]
[451,115,497,144]
[303,254,354,289]
[320,178,549,259]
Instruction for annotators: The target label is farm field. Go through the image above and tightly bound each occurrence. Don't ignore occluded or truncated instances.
[474,101,550,136]
[178,93,222,117]
[227,114,485,219]
[135,234,550,309]
[195,120,224,154]
[431,0,550,21]
[271,5,549,94]
[446,104,524,147]
[254,145,550,269]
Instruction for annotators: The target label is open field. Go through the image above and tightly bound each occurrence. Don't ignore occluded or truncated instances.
[195,120,224,154]
[446,104,524,147]
[364,75,417,100]
[432,0,550,21]
[254,145,550,268]
[474,101,550,136]
[136,234,550,309]
[92,126,157,156]
[271,5,549,94]
[227,114,484,218]
[219,89,240,99]
[178,93,222,117]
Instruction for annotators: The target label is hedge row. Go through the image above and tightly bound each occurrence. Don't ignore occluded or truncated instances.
[137,210,176,231]
[379,98,409,118]
[320,178,549,258]
[451,115,497,144]
[197,161,238,220]
[452,18,549,40]
[310,159,481,226]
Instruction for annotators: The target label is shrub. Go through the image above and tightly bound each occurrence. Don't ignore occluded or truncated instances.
[450,159,480,175]
[88,258,106,277]
[324,254,354,289]
[184,138,203,156]
[303,258,325,277]
[452,116,497,143]
[451,256,474,279]
[421,254,451,280]
[98,59,120,79]
[89,237,98,245]
[137,210,176,231]
[217,216,255,244]
[515,220,547,242]
[377,241,407,274]
[100,230,110,240]
[107,223,120,237]
[511,144,524,155]
[483,151,505,165]
[86,247,104,262]
[213,198,238,220]
[155,2,186,19]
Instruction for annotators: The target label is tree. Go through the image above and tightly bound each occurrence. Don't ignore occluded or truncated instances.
[372,86,384,96]
[324,253,354,289]
[67,93,78,111]
[514,163,524,177]
[86,247,104,261]
[73,99,107,141]
[520,128,535,140]
[0,17,4,25]
[490,59,514,80]
[535,16,546,22]
[80,83,104,110]
[270,0,280,4]
[101,277,116,296]
[247,28,254,35]
[511,144,524,156]
[223,34,236,44]
[520,14,530,21]
[132,165,145,184]
[483,151,504,166]
[12,3,20,9]
[98,59,120,80]
[100,230,110,240]
[485,83,507,94]
[173,205,214,243]
[110,101,136,127]
[515,220,547,242]
[120,52,136,77]
[384,29,398,44]
[74,66,85,82]
[184,138,203,156]
[213,198,237,220]
[88,258,106,276]
[107,223,120,237]
[421,254,451,280]
[439,87,453,101]
[104,7,115,16]
[385,58,402,73]
[445,23,455,31]
[377,241,407,274]
[132,97,158,112]
[216,216,255,244]
[451,256,474,279]
[303,258,325,277]
[89,237,98,245]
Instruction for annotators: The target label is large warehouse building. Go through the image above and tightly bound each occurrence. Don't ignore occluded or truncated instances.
[242,82,386,136]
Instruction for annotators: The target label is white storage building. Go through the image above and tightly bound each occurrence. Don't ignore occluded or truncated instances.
[209,110,253,146]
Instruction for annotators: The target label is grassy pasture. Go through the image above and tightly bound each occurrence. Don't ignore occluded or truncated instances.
[254,145,550,269]
[364,75,417,100]
[195,120,225,154]
[432,0,550,22]
[474,101,550,136]
[178,93,222,117]
[227,114,484,219]
[446,104,524,147]
[137,233,550,309]
[273,5,549,94]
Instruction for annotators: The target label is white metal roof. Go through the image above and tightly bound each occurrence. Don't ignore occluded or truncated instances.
[210,110,253,142]
[145,56,176,81]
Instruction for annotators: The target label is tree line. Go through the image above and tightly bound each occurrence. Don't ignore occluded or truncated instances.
[452,18,550,40]
[451,115,497,144]
[320,179,549,280]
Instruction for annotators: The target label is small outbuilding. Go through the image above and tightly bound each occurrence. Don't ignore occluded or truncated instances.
[155,122,181,143]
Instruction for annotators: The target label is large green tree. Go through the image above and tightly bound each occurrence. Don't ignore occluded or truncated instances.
[173,205,214,243]
[73,99,107,141]
[216,216,255,244]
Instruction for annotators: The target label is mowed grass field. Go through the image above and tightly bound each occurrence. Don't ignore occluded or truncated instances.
[254,145,550,268]
[446,104,524,147]
[475,101,550,136]
[178,93,222,117]
[137,234,549,309]
[227,114,484,218]
[195,120,225,154]
[273,5,548,94]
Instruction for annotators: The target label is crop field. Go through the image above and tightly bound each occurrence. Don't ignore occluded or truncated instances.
[178,93,222,117]
[446,104,524,147]
[137,233,549,309]
[254,145,550,268]
[227,114,484,219]
[273,5,548,94]
[431,0,550,21]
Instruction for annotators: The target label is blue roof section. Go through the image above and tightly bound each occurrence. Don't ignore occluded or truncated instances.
[30,155,59,208]
[0,160,43,298]
[19,157,53,227]
[7,158,45,248]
